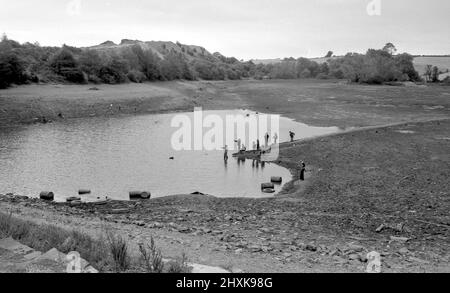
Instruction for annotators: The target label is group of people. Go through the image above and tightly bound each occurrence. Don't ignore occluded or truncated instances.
[223,130,297,162]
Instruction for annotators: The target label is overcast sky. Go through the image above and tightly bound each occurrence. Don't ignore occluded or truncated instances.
[0,0,449,60]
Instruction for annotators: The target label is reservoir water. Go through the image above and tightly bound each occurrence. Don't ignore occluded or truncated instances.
[0,110,340,201]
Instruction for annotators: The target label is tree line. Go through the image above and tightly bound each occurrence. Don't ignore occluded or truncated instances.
[0,36,439,89]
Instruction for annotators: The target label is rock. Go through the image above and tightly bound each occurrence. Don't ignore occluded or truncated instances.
[234,249,243,254]
[110,208,129,214]
[305,244,317,252]
[390,236,410,242]
[178,227,191,233]
[36,248,66,263]
[262,188,275,194]
[0,237,35,255]
[398,247,410,255]
[409,257,430,264]
[283,253,292,258]
[375,224,385,232]
[133,221,145,227]
[345,243,365,253]
[66,197,81,202]
[348,254,360,261]
[148,222,163,228]
[39,191,54,201]
[70,200,83,207]
[248,245,262,253]
[83,265,99,273]
[23,251,42,260]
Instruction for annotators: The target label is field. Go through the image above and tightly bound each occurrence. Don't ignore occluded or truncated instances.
[0,79,449,272]
[413,56,450,76]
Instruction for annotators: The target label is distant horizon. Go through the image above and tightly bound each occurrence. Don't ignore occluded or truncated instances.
[1,0,449,60]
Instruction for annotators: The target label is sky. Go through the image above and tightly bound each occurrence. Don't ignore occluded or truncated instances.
[0,0,449,60]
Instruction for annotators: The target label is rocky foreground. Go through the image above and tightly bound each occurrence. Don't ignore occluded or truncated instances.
[1,192,448,273]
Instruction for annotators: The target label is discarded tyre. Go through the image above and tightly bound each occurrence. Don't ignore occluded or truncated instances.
[271,177,282,183]
[140,192,151,200]
[129,191,151,200]
[40,191,54,201]
[263,188,275,193]
[78,189,91,195]
[261,183,275,190]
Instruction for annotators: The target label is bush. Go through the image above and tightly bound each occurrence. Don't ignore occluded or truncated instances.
[106,231,130,272]
[127,70,146,83]
[138,237,164,273]
[0,52,27,88]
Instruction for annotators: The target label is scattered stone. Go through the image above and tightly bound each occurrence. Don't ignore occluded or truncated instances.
[110,208,129,214]
[398,247,410,255]
[390,236,410,242]
[409,257,430,264]
[375,224,385,233]
[133,221,145,227]
[70,200,83,207]
[305,244,317,252]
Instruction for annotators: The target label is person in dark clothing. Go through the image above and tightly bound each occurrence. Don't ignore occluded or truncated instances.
[289,131,295,142]
[299,161,306,181]
[257,139,260,151]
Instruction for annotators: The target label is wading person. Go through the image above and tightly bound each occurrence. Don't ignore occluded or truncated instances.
[265,132,270,147]
[273,132,278,145]
[235,138,242,151]
[257,139,260,151]
[223,145,229,162]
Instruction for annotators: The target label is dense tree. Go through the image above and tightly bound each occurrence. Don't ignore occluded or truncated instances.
[49,48,85,83]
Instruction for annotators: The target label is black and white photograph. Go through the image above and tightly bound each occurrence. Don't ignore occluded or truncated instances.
[0,0,449,277]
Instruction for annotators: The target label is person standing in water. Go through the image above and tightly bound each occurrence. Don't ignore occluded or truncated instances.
[235,138,242,152]
[257,139,260,151]
[273,132,278,145]
[223,145,229,162]
[265,132,270,147]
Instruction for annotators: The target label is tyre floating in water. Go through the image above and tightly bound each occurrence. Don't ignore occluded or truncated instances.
[78,189,91,195]
[261,183,275,190]
[271,177,283,183]
[39,191,54,201]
